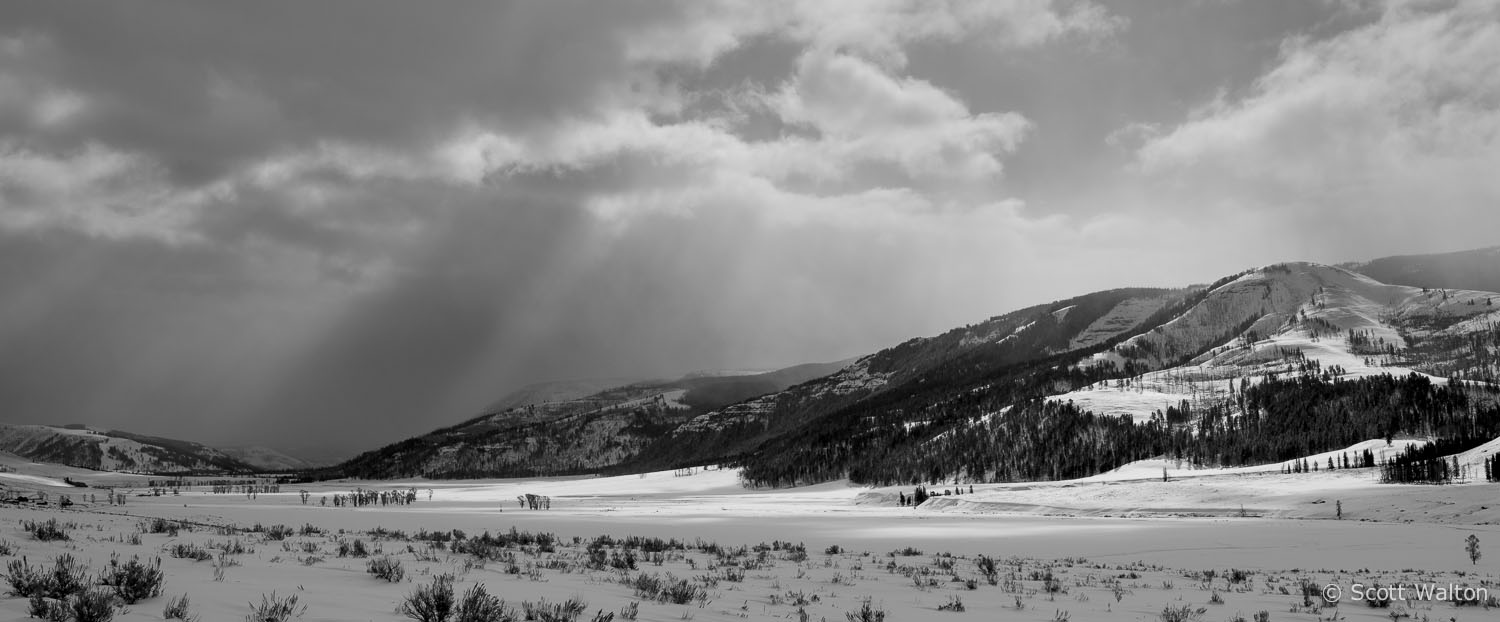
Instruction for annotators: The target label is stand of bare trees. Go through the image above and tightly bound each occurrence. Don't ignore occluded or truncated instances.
[518,493,551,510]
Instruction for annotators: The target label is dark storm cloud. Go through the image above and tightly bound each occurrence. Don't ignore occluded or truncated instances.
[0,1,692,183]
[245,186,592,450]
[0,228,263,425]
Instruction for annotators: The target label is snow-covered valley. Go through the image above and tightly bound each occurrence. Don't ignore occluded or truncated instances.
[5,446,1500,621]
[5,260,1500,621]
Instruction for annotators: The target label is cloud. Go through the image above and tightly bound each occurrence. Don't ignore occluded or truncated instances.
[0,1,1194,457]
[780,0,1123,67]
[765,51,1030,181]
[1134,0,1500,251]
[0,1,1112,246]
[459,0,1116,193]
[0,142,213,241]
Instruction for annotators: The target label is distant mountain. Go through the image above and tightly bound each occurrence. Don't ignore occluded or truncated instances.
[483,378,642,413]
[0,424,257,474]
[326,245,1500,487]
[1347,245,1500,293]
[329,359,852,479]
[664,285,1202,478]
[218,445,320,472]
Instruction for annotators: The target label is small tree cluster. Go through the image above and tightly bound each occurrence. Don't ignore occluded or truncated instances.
[517,493,551,510]
[1379,442,1473,484]
[330,487,419,507]
[900,486,930,507]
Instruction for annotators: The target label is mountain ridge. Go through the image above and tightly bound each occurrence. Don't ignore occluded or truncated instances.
[330,359,856,479]
[1343,245,1500,293]
[0,424,259,474]
[315,246,1500,485]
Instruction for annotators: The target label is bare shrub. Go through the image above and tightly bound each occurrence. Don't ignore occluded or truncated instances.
[367,557,405,583]
[454,582,517,622]
[521,597,587,622]
[163,593,199,621]
[168,543,213,562]
[245,591,306,622]
[400,574,455,622]
[69,589,117,622]
[140,518,180,536]
[4,557,48,597]
[1158,604,1205,622]
[845,598,885,622]
[45,554,91,600]
[98,553,163,603]
[23,519,70,542]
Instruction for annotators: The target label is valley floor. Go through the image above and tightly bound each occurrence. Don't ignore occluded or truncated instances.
[2,458,1499,621]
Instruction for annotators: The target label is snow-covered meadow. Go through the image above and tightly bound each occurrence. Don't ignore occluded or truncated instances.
[3,452,1500,621]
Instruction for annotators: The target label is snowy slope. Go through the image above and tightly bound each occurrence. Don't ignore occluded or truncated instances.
[681,288,1195,439]
[0,450,154,490]
[1078,438,1427,483]
[1067,295,1173,350]
[1449,435,1500,480]
[1055,262,1500,421]
[677,355,890,433]
[0,424,255,474]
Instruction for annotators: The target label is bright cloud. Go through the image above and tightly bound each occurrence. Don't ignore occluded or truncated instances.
[1137,0,1500,231]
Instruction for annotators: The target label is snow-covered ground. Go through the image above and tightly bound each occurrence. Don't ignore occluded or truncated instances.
[4,441,1500,621]
[1068,294,1174,350]
[4,500,1494,622]
[0,424,247,473]
[1053,262,1500,423]
[0,452,153,489]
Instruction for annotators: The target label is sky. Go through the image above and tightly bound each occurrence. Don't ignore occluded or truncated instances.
[2,0,1498,459]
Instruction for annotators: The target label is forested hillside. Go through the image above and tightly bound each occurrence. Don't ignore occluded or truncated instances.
[732,262,1500,487]
[325,248,1500,486]
[329,360,850,479]
[0,424,257,474]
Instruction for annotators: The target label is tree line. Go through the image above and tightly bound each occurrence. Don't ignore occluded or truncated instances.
[742,372,1500,488]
